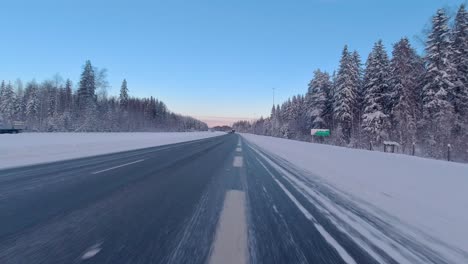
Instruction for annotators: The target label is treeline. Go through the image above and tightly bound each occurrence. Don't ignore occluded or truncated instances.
[234,5,468,161]
[0,60,208,132]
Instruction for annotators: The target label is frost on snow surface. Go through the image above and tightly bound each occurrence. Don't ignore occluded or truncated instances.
[0,132,224,169]
[242,133,468,263]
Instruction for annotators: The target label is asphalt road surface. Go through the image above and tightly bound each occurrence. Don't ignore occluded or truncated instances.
[0,134,455,264]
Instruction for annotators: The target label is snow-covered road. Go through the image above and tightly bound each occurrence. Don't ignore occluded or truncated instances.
[1,132,467,263]
[0,132,224,169]
[242,133,468,263]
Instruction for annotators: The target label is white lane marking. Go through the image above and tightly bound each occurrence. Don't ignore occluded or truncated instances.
[256,157,314,220]
[236,147,242,152]
[314,224,357,264]
[255,156,357,264]
[91,159,145,174]
[233,156,243,167]
[273,173,315,220]
[209,190,248,264]
[81,243,102,260]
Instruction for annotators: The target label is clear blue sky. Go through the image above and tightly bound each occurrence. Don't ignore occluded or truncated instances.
[1,0,465,125]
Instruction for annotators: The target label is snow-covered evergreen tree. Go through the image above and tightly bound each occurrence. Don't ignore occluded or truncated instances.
[322,72,335,133]
[389,38,425,151]
[334,45,358,144]
[450,4,468,158]
[0,82,17,121]
[275,104,281,133]
[77,60,96,112]
[64,79,73,112]
[422,9,456,157]
[48,88,57,118]
[232,4,467,161]
[270,104,280,136]
[306,70,331,130]
[270,104,276,120]
[288,96,303,139]
[350,51,363,145]
[294,94,307,138]
[120,79,129,110]
[0,81,6,115]
[14,80,26,121]
[1,61,208,132]
[26,82,39,128]
[76,61,98,130]
[361,40,391,145]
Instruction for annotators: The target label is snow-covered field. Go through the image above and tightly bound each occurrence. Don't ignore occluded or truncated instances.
[0,132,224,169]
[241,133,468,259]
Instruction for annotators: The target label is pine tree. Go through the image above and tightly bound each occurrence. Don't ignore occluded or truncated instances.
[77,60,96,111]
[450,4,468,157]
[307,70,331,130]
[389,38,424,151]
[14,80,26,121]
[326,71,337,132]
[48,88,57,118]
[0,81,5,114]
[279,99,292,138]
[276,104,281,120]
[322,76,335,133]
[361,40,391,145]
[120,79,129,110]
[76,61,97,131]
[64,79,73,112]
[0,82,17,121]
[294,94,307,137]
[26,83,39,127]
[350,51,363,145]
[422,9,455,157]
[268,105,278,136]
[334,45,358,144]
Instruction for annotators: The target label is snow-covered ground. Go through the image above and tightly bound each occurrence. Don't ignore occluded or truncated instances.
[0,132,224,169]
[241,133,468,260]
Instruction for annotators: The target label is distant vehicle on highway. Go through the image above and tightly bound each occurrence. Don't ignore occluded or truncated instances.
[0,120,25,134]
[229,129,236,134]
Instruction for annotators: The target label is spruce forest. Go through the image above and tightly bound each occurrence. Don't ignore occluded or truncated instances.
[0,60,208,132]
[233,5,468,162]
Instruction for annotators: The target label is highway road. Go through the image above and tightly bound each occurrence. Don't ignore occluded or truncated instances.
[0,134,454,264]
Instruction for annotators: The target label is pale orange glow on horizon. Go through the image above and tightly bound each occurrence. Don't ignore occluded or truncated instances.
[196,116,255,127]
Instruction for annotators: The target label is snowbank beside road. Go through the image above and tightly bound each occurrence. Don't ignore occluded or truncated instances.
[0,132,224,169]
[241,133,468,253]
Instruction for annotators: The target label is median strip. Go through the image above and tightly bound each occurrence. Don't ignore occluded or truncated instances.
[91,159,145,174]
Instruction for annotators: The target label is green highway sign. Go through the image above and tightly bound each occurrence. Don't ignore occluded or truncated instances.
[311,129,330,137]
